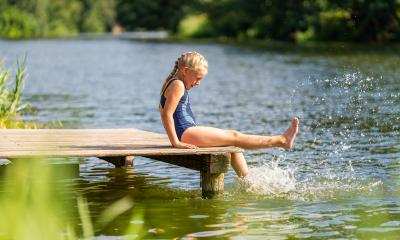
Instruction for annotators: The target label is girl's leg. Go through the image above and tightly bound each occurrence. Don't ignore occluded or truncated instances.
[181,118,299,177]
[181,117,299,150]
[231,152,248,177]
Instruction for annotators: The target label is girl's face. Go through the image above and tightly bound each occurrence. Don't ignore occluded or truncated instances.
[182,67,207,90]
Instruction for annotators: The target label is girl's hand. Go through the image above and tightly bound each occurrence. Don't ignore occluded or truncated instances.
[173,142,198,149]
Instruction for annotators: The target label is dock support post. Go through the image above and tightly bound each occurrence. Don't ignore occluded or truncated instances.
[142,153,232,198]
[201,153,231,199]
[100,156,134,168]
[201,172,225,198]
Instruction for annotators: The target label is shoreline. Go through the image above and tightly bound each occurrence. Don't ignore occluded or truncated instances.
[126,35,400,54]
[2,32,400,54]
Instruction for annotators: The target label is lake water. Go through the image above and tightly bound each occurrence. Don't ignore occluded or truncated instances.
[1,39,399,239]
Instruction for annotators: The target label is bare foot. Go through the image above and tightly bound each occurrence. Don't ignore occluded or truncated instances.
[282,117,299,150]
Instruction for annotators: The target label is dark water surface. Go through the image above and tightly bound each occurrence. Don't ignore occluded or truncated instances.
[1,39,399,239]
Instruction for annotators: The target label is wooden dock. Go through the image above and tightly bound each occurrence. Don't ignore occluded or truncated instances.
[0,128,242,198]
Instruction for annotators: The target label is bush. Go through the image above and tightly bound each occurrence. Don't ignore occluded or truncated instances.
[177,13,213,38]
[313,10,356,41]
[81,5,106,33]
[0,7,41,39]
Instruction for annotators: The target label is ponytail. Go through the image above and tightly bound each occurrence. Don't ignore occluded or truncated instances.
[160,57,180,95]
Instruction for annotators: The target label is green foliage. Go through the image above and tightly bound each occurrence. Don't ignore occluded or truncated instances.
[350,0,400,42]
[177,13,213,38]
[82,9,105,33]
[0,6,40,39]
[191,0,311,41]
[0,0,116,39]
[0,59,36,128]
[309,10,356,41]
[6,0,50,36]
[202,0,258,39]
[77,197,94,239]
[0,159,73,239]
[1,0,399,41]
[81,0,116,32]
[294,27,316,43]
[255,0,308,41]
[0,158,144,239]
[116,0,187,32]
[46,0,82,37]
[306,0,400,42]
[176,0,400,42]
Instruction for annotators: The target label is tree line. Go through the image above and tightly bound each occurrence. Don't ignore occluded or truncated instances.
[1,0,399,42]
[0,0,115,38]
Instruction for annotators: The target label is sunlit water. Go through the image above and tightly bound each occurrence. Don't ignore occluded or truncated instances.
[1,39,399,239]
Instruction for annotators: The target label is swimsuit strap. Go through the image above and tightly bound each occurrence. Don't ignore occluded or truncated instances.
[161,77,179,96]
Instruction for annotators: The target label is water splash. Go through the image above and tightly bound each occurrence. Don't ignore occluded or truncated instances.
[290,71,399,182]
[234,160,296,197]
[231,70,396,201]
[233,157,383,201]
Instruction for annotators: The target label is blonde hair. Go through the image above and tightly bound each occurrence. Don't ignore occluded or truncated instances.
[160,51,208,95]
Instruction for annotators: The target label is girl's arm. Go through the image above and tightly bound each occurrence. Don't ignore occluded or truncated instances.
[160,81,197,149]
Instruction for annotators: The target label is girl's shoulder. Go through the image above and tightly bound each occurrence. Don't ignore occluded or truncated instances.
[169,78,185,88]
[165,79,185,96]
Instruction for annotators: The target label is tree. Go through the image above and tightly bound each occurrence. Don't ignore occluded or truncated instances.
[80,0,116,32]
[116,0,188,32]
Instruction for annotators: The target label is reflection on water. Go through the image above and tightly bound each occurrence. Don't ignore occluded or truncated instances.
[0,39,399,238]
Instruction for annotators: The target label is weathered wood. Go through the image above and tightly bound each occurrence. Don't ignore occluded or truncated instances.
[201,154,231,174]
[200,154,230,198]
[149,154,231,198]
[0,128,242,158]
[0,148,240,158]
[100,156,134,168]
[147,155,203,171]
[201,172,225,198]
[147,153,230,173]
[0,128,242,198]
[125,156,134,167]
[149,154,230,198]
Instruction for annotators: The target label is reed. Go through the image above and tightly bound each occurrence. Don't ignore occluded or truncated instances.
[0,158,72,239]
[0,57,36,128]
[0,157,144,240]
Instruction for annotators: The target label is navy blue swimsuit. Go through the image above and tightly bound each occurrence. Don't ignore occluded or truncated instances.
[160,78,197,140]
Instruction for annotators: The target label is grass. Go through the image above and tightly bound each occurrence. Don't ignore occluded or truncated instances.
[0,157,145,240]
[0,57,37,128]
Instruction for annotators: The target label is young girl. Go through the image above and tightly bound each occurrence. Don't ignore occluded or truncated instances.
[159,51,299,177]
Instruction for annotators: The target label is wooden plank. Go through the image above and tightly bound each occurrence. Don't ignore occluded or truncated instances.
[150,153,231,173]
[147,155,203,171]
[100,156,134,168]
[0,147,240,158]
[129,154,231,173]
[0,128,242,158]
[0,130,159,135]
[0,142,170,147]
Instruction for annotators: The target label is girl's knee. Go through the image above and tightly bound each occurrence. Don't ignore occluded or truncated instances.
[228,130,242,144]
[231,152,243,158]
